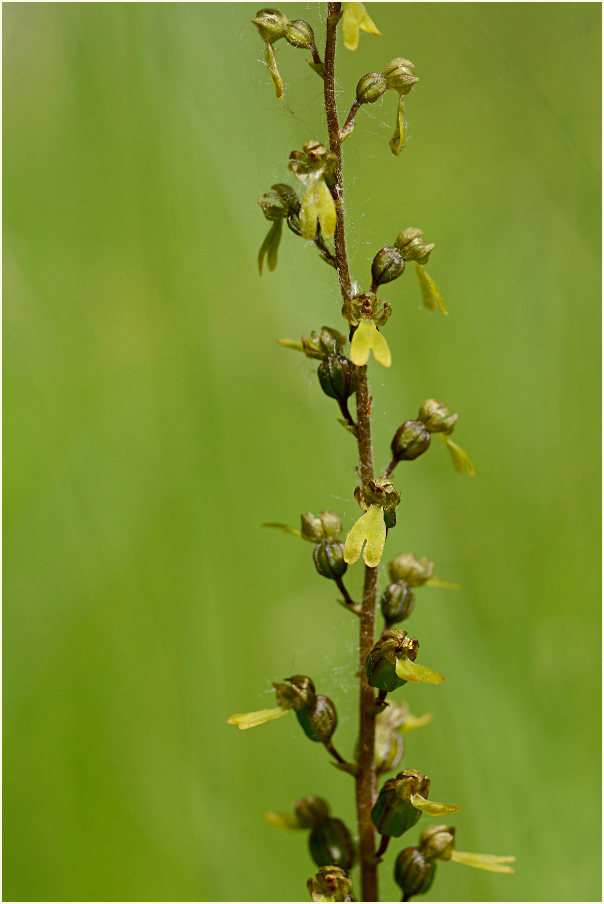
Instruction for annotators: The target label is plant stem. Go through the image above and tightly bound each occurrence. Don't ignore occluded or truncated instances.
[324,5,379,900]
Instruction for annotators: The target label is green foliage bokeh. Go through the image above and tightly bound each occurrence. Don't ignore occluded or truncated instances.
[4,3,601,901]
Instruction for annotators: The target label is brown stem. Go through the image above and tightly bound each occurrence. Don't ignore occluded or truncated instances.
[337,397,358,433]
[324,5,379,900]
[382,456,398,479]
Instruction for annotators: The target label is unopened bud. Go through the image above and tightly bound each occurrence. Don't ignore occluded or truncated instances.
[251,7,287,43]
[418,399,458,434]
[382,57,419,95]
[394,847,436,899]
[301,512,325,542]
[273,674,316,711]
[318,355,356,401]
[365,629,418,693]
[394,227,435,265]
[293,795,331,828]
[296,694,338,743]
[388,553,434,587]
[309,818,356,871]
[372,247,406,286]
[356,72,388,104]
[381,581,415,624]
[284,18,315,49]
[372,769,430,837]
[391,420,431,462]
[308,866,353,903]
[301,326,347,359]
[419,824,456,862]
[313,539,347,580]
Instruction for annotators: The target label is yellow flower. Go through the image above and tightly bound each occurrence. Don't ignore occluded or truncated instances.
[299,173,337,241]
[395,657,444,685]
[342,2,381,51]
[343,503,386,568]
[442,435,475,476]
[350,318,391,368]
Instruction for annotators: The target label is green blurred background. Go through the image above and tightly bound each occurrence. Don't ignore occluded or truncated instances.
[3,3,601,901]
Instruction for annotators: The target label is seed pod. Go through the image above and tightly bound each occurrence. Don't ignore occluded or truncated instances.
[391,420,431,462]
[318,355,356,401]
[417,399,458,435]
[387,553,434,587]
[284,18,315,49]
[372,247,406,286]
[309,818,356,870]
[372,769,430,837]
[365,629,418,692]
[296,694,338,743]
[382,58,419,96]
[394,847,436,899]
[381,581,415,624]
[293,795,331,828]
[251,7,288,43]
[314,539,347,580]
[356,72,388,104]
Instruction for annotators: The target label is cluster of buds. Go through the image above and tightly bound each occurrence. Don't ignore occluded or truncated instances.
[251,8,323,101]
[344,478,401,568]
[387,399,474,476]
[340,57,419,152]
[266,795,356,872]
[302,511,348,582]
[395,825,515,900]
[381,552,459,626]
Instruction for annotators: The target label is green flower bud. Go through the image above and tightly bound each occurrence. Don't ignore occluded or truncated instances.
[374,719,404,774]
[251,7,288,43]
[365,629,418,693]
[381,581,415,624]
[419,824,456,862]
[301,512,325,541]
[321,510,343,538]
[371,769,430,837]
[309,818,356,871]
[318,355,356,401]
[418,399,458,435]
[301,326,348,359]
[273,674,317,711]
[371,247,406,286]
[391,420,431,462]
[284,18,315,49]
[356,72,388,104]
[382,57,419,96]
[313,539,347,580]
[394,847,436,900]
[307,866,353,903]
[388,553,434,587]
[393,227,435,265]
[293,795,331,828]
[296,694,338,743]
